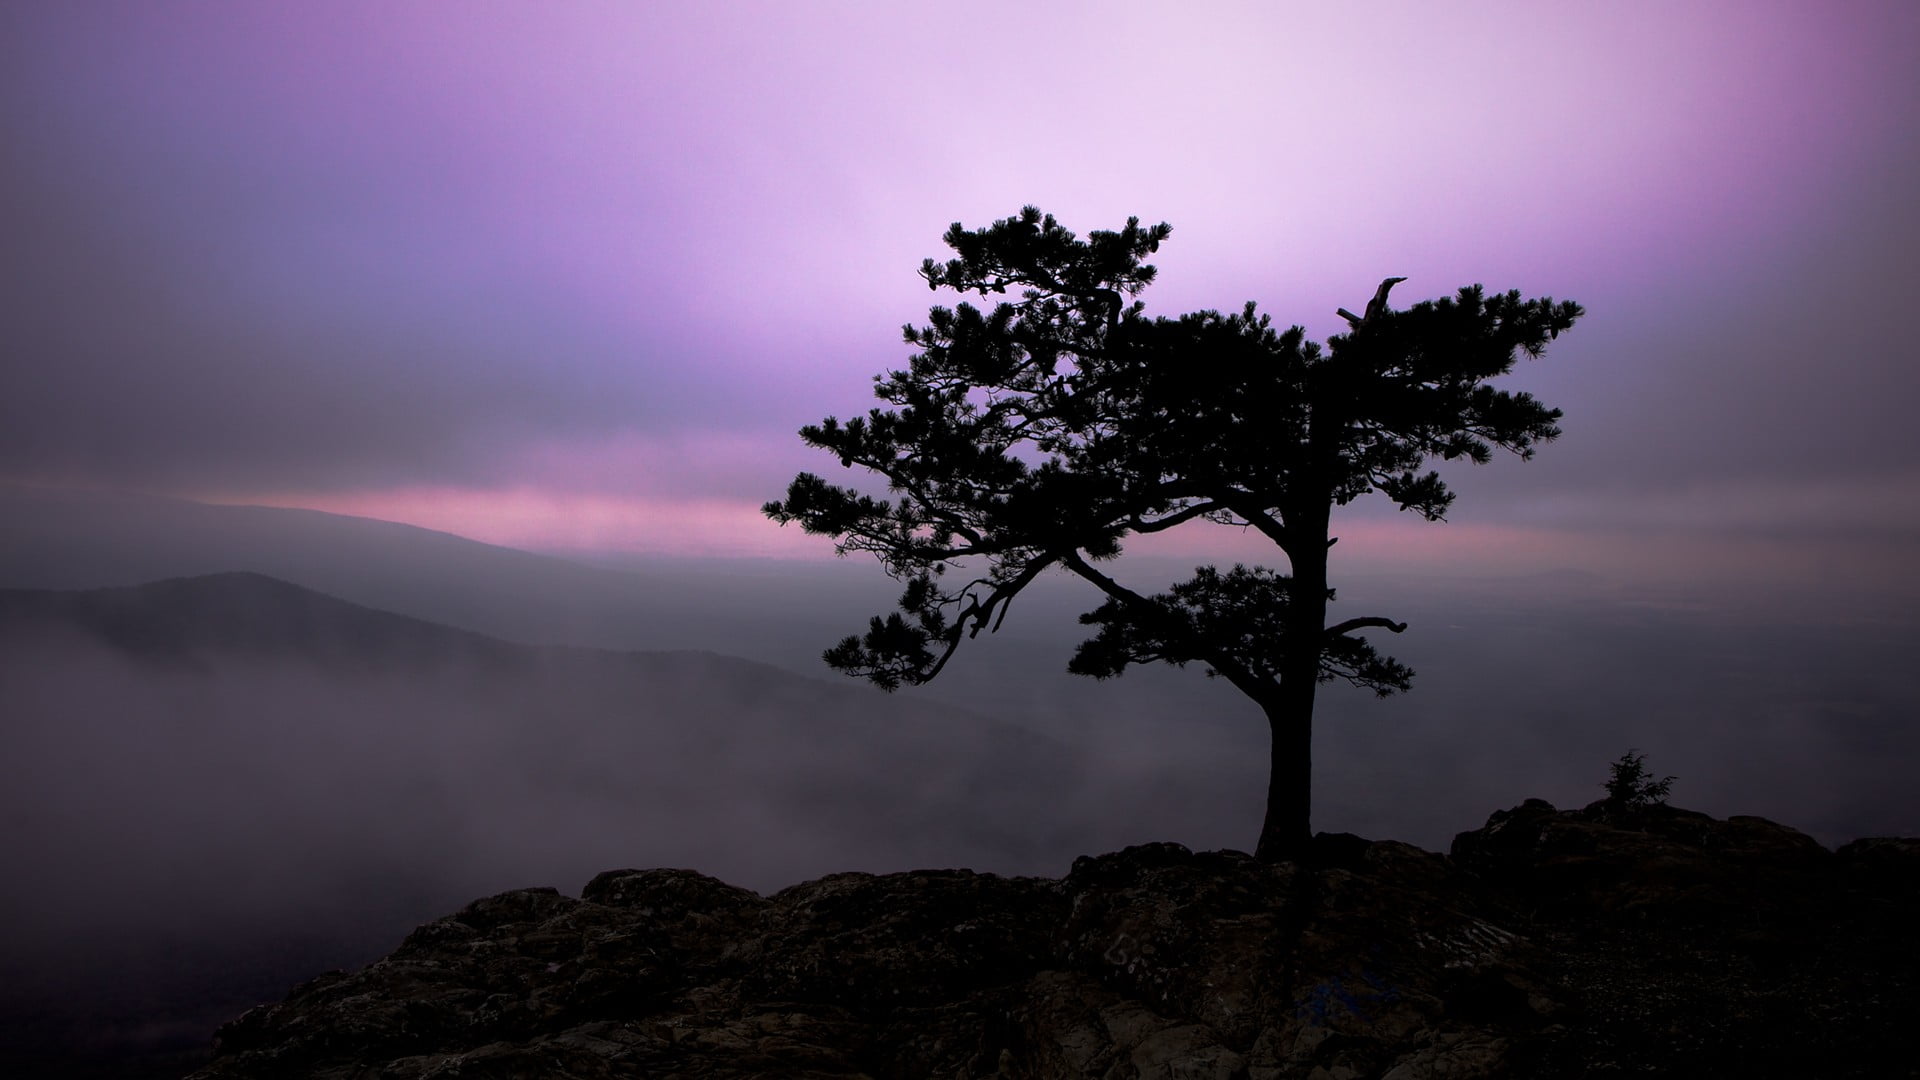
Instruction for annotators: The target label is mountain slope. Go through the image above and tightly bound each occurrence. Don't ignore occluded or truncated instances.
[0,484,893,665]
[0,572,1096,1078]
[0,571,525,670]
[0,570,1088,880]
[0,485,1250,745]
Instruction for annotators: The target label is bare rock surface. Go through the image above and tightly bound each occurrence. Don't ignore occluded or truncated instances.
[190,804,1918,1079]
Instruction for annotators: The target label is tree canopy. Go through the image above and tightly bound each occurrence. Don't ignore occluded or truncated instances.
[766,206,1582,859]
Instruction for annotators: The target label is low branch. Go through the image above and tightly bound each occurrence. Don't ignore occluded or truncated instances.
[1325,616,1408,637]
[1223,501,1292,553]
[1130,501,1223,534]
[1057,549,1154,608]
[919,556,1057,683]
[982,558,1052,636]
[1058,550,1271,699]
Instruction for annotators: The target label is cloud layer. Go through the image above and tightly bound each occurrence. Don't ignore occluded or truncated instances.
[3,3,1917,566]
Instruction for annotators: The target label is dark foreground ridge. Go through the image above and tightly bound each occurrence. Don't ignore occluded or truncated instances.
[192,802,1918,1079]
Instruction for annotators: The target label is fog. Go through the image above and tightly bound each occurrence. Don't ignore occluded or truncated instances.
[4,7,1915,1072]
[2,493,1916,1071]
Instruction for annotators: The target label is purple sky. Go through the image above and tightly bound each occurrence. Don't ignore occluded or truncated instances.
[4,2,1916,583]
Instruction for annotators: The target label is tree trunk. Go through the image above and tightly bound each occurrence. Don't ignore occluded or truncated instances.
[1255,681,1317,862]
[1254,513,1331,863]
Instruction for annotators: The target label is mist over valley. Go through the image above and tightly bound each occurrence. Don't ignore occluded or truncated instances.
[3,489,1916,1074]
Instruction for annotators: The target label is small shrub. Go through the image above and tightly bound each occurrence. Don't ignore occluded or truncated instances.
[1603,749,1675,808]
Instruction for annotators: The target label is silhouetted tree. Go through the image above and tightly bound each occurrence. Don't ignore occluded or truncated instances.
[766,207,1582,861]
[1603,749,1676,809]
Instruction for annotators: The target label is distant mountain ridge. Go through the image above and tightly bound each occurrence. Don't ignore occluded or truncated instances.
[8,493,1920,1076]
[0,571,525,671]
[0,569,1077,798]
[0,570,1109,1080]
[0,484,1267,732]
[0,569,1066,752]
[0,484,895,667]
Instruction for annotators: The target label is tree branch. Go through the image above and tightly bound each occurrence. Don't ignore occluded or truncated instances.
[1326,616,1408,637]
[916,556,1057,683]
[1057,549,1154,607]
[1337,276,1407,330]
[1130,501,1223,534]
[1224,501,1294,554]
[1058,551,1273,699]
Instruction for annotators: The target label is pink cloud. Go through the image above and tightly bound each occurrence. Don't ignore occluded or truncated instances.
[215,487,818,559]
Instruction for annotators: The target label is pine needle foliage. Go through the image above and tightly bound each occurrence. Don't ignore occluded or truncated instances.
[767,207,1582,859]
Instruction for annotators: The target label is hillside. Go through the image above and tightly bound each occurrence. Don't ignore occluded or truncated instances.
[0,573,1089,1078]
[0,570,525,669]
[7,486,1917,857]
[0,484,897,667]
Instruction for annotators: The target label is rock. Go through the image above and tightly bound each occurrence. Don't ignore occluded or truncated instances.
[190,808,1919,1079]
[1449,799,1833,929]
[1453,801,1917,1075]
[1837,835,1920,895]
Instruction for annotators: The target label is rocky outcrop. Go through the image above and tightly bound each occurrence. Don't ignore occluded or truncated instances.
[191,804,1918,1079]
[1448,800,1919,1074]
